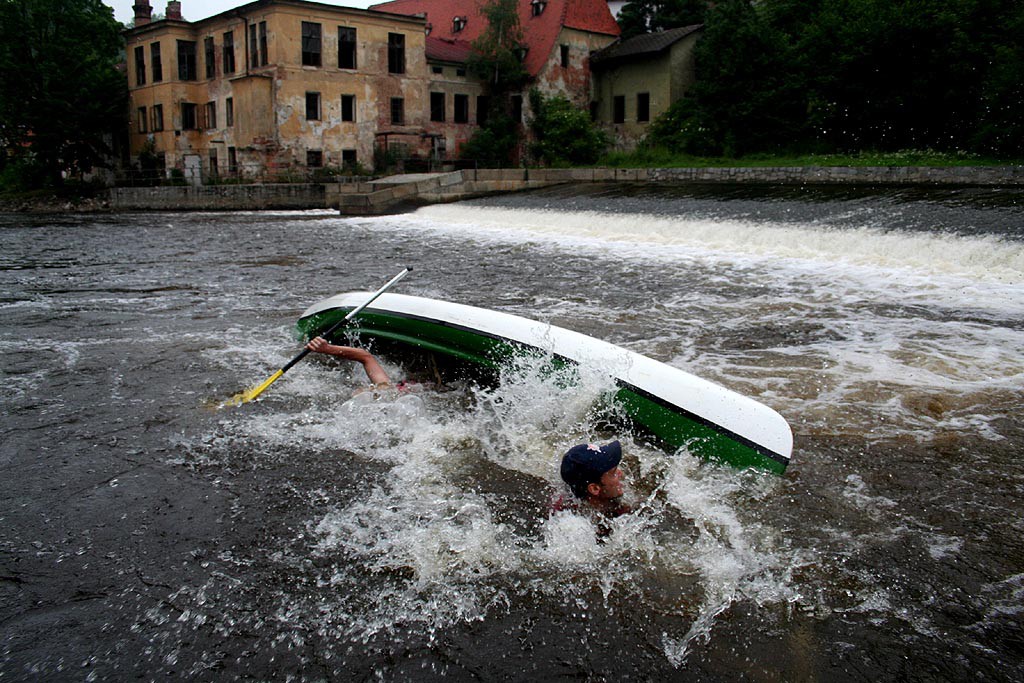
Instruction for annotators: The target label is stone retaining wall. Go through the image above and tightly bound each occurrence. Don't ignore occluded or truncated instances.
[107,166,1022,213]
[109,184,326,210]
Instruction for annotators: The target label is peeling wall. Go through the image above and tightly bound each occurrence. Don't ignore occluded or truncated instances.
[125,3,428,177]
[423,61,486,159]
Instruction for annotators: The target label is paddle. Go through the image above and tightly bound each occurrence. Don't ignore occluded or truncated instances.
[222,267,412,407]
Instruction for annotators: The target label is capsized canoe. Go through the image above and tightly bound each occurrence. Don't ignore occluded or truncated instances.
[297,293,793,474]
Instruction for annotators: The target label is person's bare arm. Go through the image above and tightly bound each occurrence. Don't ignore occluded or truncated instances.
[306,337,391,386]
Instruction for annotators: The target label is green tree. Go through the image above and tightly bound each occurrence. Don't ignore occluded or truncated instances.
[618,0,710,41]
[463,0,532,166]
[971,0,1024,155]
[676,0,806,156]
[527,90,607,165]
[0,0,127,188]
[467,0,529,94]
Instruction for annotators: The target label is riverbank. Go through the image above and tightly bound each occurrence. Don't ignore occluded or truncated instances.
[2,164,1022,214]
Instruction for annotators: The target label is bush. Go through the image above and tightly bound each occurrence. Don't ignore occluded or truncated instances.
[527,89,608,165]
[459,113,520,168]
[0,156,50,195]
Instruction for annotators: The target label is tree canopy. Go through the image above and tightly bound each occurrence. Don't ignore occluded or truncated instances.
[0,0,127,187]
[617,0,710,41]
[646,0,1024,158]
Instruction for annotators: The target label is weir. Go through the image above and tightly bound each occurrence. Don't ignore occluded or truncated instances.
[106,165,1024,213]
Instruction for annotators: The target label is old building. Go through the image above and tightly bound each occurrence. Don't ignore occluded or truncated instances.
[590,24,703,150]
[123,0,636,179]
[372,0,621,110]
[124,0,433,180]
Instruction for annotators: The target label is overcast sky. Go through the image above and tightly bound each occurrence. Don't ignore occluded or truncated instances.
[104,0,380,25]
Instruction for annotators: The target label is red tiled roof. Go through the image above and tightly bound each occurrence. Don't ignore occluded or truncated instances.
[426,36,474,63]
[371,0,619,76]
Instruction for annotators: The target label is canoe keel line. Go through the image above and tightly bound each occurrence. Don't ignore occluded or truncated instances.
[297,293,793,475]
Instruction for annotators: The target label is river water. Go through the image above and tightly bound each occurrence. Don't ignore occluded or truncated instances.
[1,183,1022,680]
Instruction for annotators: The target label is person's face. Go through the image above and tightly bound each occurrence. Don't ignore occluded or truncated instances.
[590,466,624,500]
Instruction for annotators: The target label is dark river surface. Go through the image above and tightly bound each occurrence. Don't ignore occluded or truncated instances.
[2,183,1023,681]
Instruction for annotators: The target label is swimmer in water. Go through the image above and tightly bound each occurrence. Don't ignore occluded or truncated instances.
[553,441,632,522]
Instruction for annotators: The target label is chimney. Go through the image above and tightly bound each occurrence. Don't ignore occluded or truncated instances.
[166,1,182,21]
[133,0,152,26]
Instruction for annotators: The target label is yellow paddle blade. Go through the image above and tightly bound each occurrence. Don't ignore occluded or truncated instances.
[221,368,285,408]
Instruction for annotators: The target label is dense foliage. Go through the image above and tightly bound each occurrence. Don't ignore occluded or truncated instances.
[527,90,608,166]
[644,0,1024,158]
[617,0,709,41]
[459,113,521,167]
[0,0,127,188]
[467,0,529,93]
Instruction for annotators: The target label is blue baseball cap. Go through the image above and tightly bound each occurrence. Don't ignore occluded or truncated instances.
[560,441,622,497]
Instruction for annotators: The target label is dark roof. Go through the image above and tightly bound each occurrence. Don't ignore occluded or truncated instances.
[591,24,702,66]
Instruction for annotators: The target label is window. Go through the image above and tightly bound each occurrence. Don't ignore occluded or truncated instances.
[388,33,405,74]
[511,94,523,123]
[613,95,625,124]
[228,147,238,174]
[137,107,148,133]
[338,26,356,69]
[249,24,258,68]
[204,37,215,78]
[226,97,234,126]
[432,65,443,74]
[305,92,321,120]
[134,46,146,86]
[456,67,466,77]
[302,22,322,67]
[454,94,469,124]
[151,42,162,82]
[560,44,569,68]
[452,17,467,33]
[205,101,217,129]
[177,40,197,81]
[477,95,489,126]
[181,102,198,130]
[430,92,445,122]
[307,150,323,167]
[390,97,404,125]
[342,149,357,169]
[249,22,267,68]
[259,21,268,66]
[151,104,164,131]
[531,0,547,16]
[637,93,650,122]
[223,31,235,74]
[209,149,218,176]
[341,94,355,122]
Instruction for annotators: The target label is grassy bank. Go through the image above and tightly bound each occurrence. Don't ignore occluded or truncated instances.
[595,148,1023,169]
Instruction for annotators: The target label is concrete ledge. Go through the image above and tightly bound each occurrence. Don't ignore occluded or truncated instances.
[111,184,326,210]
[109,166,1023,213]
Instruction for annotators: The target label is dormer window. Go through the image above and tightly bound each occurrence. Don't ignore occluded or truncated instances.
[452,16,467,32]
[425,22,432,36]
[514,46,529,62]
[531,0,547,17]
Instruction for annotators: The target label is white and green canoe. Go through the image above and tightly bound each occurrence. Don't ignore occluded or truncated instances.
[297,292,793,475]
